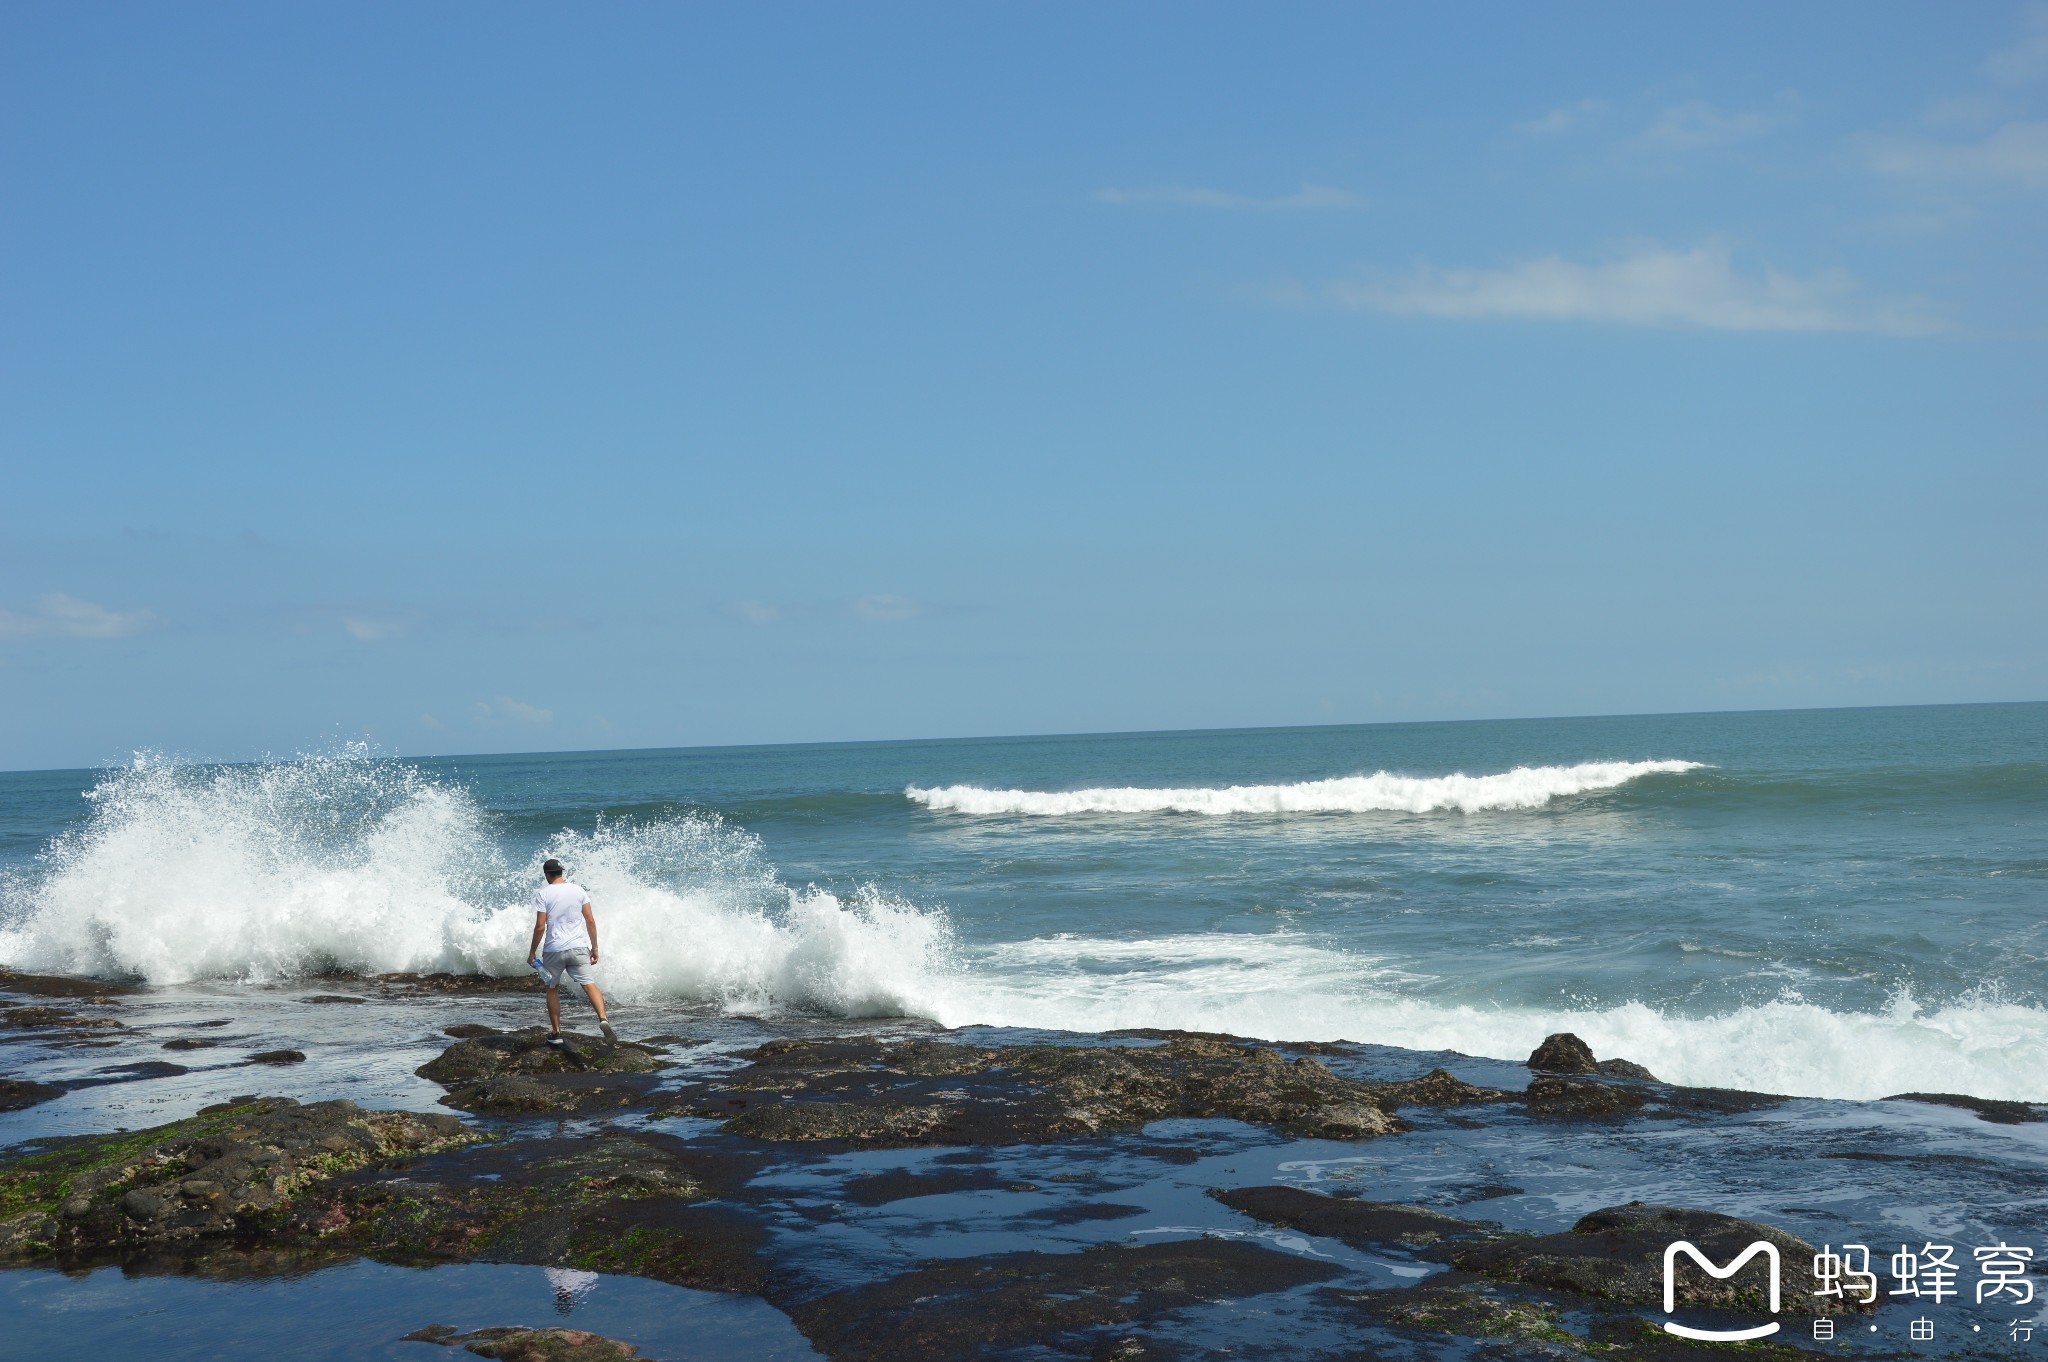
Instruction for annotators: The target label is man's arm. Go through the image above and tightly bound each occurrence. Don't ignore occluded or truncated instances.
[527,911,546,965]
[582,902,599,964]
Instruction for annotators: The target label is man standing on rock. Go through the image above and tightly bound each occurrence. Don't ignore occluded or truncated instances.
[525,859,617,1045]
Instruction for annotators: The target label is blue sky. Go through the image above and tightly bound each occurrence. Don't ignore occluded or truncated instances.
[3,2,2043,769]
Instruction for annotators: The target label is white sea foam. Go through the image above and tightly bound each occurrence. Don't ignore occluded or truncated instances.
[906,760,1703,816]
[913,933,2048,1103]
[0,753,951,1016]
[5,753,2042,1103]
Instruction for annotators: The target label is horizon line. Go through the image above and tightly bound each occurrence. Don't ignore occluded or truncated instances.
[3,696,2041,777]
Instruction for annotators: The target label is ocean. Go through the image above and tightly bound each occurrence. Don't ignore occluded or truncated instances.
[4,701,2043,1103]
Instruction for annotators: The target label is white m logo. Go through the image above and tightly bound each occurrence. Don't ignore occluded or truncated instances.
[1662,1240,1782,1341]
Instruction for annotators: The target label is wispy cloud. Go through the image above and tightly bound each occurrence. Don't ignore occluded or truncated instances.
[1094,183,1360,210]
[1514,98,1607,137]
[720,599,787,625]
[474,696,553,725]
[850,594,924,623]
[342,616,404,641]
[1630,95,1800,152]
[0,593,155,640]
[1987,2,2048,83]
[718,595,932,624]
[1862,120,2048,189]
[1300,244,1943,336]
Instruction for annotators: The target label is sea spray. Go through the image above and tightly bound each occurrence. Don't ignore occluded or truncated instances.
[0,752,956,1017]
[906,759,1704,816]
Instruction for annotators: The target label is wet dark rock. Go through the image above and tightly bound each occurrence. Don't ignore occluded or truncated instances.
[1331,1271,1584,1351]
[1654,1085,1791,1116]
[0,1004,123,1032]
[418,1029,669,1116]
[1436,1182,1525,1205]
[1102,1026,1252,1043]
[0,1079,65,1112]
[839,1167,1006,1206]
[246,1050,307,1065]
[1523,1076,1648,1117]
[0,1095,478,1262]
[1453,1201,1858,1316]
[444,1024,497,1039]
[1528,1032,1601,1074]
[1134,1144,1203,1165]
[786,1238,1343,1362]
[1375,1067,1512,1107]
[0,968,141,998]
[1886,1091,2044,1125]
[163,1037,217,1051]
[1595,1058,1659,1081]
[1526,1031,1660,1084]
[298,1131,765,1293]
[2,1111,761,1289]
[73,1060,188,1085]
[1211,1185,1495,1248]
[405,1324,645,1359]
[301,994,367,1005]
[377,972,541,995]
[1017,1201,1146,1225]
[406,1325,462,1343]
[667,1032,1406,1148]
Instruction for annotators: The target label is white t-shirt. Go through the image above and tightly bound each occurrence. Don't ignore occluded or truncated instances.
[535,881,593,954]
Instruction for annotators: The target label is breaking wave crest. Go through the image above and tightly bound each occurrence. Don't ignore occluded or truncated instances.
[907,759,1703,816]
[0,752,951,1015]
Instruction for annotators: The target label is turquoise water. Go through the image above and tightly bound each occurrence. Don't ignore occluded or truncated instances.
[2,702,2043,1101]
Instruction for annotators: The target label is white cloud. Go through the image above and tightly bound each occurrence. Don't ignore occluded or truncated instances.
[1094,183,1360,210]
[1631,95,1800,151]
[850,594,924,623]
[474,696,553,725]
[0,593,154,640]
[1312,244,1943,335]
[1987,2,2048,83]
[417,713,445,731]
[1863,120,2048,189]
[1514,98,1607,137]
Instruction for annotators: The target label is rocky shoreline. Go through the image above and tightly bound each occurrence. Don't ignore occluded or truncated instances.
[3,968,2042,1360]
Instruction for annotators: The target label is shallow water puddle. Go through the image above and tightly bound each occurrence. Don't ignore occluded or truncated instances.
[1,1259,821,1361]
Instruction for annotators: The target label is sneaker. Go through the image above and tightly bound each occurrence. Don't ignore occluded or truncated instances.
[599,1020,617,1044]
[545,1032,564,1046]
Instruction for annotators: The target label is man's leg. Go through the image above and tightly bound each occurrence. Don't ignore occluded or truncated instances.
[584,983,610,1023]
[545,986,563,1033]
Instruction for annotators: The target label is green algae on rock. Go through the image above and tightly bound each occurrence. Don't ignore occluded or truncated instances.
[405,1323,649,1360]
[290,1128,768,1294]
[667,1033,1409,1147]
[0,1096,478,1262]
[417,1028,672,1116]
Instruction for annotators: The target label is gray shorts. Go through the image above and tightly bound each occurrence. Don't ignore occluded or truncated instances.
[541,949,595,989]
